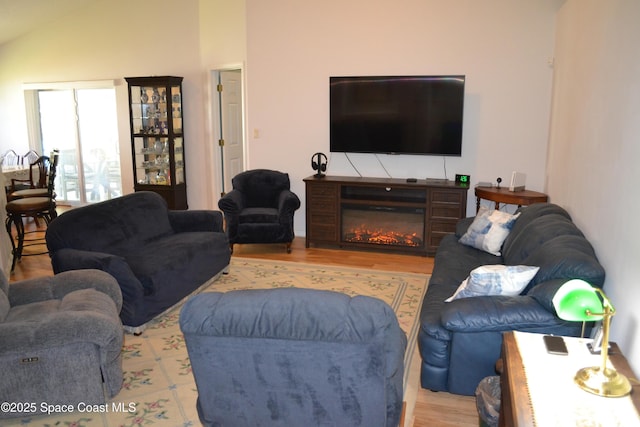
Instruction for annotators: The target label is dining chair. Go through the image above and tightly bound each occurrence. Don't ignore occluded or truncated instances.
[5,151,59,270]
[8,155,50,199]
[22,149,40,166]
[0,149,21,166]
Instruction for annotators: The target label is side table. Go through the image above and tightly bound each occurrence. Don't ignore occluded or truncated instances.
[499,331,640,426]
[475,186,548,213]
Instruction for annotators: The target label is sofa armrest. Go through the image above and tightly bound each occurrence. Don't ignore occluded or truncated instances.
[8,269,122,311]
[278,189,301,218]
[0,288,122,356]
[218,189,244,214]
[51,248,144,319]
[218,190,244,239]
[441,295,560,332]
[168,210,224,233]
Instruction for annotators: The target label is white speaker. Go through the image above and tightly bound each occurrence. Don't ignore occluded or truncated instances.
[509,171,526,192]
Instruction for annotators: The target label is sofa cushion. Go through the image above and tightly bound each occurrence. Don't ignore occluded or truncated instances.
[431,235,502,288]
[47,191,173,255]
[526,279,568,314]
[502,203,572,257]
[502,213,583,265]
[420,234,501,343]
[46,192,174,256]
[125,232,229,295]
[519,235,606,293]
[239,207,279,224]
[459,207,520,256]
[232,169,290,209]
[446,265,540,302]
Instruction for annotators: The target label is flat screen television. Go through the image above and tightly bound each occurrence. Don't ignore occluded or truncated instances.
[330,75,465,156]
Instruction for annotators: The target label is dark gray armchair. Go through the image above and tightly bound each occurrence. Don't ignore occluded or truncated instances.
[180,288,407,427]
[0,269,123,418]
[218,169,301,253]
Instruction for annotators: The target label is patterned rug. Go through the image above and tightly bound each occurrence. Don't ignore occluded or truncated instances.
[5,258,429,427]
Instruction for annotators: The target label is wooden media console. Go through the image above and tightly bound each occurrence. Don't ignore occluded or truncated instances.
[304,175,469,256]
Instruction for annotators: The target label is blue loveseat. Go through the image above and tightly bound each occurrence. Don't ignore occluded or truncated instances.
[418,203,606,395]
[45,191,231,332]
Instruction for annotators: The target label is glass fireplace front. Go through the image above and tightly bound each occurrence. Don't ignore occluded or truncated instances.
[341,204,425,248]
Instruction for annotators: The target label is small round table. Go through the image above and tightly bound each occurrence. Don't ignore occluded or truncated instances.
[475,186,548,213]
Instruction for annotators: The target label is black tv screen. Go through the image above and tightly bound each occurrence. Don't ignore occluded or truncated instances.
[330,75,465,156]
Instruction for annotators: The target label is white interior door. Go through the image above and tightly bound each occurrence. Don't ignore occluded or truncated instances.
[218,70,245,193]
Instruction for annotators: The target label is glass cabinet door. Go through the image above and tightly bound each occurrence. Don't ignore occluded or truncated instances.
[171,85,182,133]
[133,136,171,185]
[174,137,184,184]
[126,76,187,209]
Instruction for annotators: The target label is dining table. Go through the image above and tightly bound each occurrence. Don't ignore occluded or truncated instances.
[2,164,30,184]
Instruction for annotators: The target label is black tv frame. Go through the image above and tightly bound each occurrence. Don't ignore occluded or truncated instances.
[330,75,465,156]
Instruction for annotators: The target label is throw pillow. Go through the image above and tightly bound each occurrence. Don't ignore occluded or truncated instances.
[445,264,540,302]
[459,207,521,256]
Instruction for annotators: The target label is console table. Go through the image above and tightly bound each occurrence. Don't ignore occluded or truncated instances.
[475,186,548,213]
[304,176,468,256]
[499,331,640,427]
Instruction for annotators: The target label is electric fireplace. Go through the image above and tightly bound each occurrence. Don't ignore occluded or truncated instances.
[341,205,425,249]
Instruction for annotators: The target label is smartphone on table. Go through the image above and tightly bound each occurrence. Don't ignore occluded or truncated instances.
[543,335,568,355]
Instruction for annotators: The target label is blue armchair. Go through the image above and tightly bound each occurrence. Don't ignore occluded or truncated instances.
[218,169,300,253]
[180,288,407,427]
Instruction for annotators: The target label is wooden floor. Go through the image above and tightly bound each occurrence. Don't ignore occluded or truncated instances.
[9,216,478,427]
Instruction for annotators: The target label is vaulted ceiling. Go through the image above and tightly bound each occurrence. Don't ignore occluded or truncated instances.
[0,0,100,46]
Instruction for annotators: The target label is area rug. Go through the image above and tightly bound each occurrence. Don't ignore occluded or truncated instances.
[5,258,429,427]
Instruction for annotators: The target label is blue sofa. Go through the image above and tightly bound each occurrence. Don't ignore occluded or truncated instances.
[418,203,606,395]
[45,191,231,332]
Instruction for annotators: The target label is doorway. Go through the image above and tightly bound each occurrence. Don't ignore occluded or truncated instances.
[212,69,245,196]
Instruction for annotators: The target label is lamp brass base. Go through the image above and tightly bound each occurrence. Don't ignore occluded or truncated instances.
[574,366,632,397]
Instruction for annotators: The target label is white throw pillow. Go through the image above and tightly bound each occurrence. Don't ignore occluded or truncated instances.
[458,207,520,256]
[445,265,540,302]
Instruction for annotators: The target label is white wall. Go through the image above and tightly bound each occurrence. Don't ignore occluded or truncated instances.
[199,0,246,67]
[547,0,640,370]
[198,0,247,205]
[245,0,562,227]
[0,0,213,208]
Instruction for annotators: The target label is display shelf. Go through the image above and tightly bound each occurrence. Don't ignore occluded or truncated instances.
[126,76,187,209]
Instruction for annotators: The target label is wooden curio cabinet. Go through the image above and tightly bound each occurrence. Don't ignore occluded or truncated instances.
[125,76,187,209]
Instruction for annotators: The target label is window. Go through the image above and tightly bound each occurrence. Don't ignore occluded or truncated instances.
[25,82,122,204]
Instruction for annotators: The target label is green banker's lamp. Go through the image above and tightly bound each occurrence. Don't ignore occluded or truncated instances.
[552,279,632,397]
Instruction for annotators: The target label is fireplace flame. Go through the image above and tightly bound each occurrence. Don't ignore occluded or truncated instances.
[344,226,423,247]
